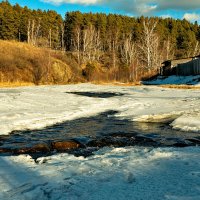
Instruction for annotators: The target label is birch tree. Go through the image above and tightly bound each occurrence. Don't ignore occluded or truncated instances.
[72,26,81,65]
[61,23,65,51]
[138,18,160,74]
[107,28,119,80]
[193,41,200,57]
[120,34,137,81]
[82,25,101,63]
[49,28,52,48]
[27,19,40,46]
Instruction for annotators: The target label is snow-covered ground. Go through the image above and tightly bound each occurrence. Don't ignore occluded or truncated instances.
[144,75,200,85]
[1,84,200,200]
[0,147,200,200]
[0,83,200,133]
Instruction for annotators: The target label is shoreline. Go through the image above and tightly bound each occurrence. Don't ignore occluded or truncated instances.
[0,82,34,88]
[1,81,200,89]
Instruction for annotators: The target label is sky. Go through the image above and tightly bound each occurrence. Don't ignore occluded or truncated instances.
[8,0,200,22]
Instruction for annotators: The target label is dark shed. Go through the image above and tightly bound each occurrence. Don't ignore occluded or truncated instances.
[160,56,200,76]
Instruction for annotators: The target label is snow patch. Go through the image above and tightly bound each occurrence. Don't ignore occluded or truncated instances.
[171,114,200,132]
[0,147,200,200]
[133,112,183,123]
[144,75,200,85]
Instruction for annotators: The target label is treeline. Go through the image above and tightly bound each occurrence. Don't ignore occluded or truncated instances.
[1,0,200,82]
[64,12,200,81]
[0,0,63,49]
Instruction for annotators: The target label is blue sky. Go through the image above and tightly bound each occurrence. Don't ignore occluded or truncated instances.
[8,0,200,22]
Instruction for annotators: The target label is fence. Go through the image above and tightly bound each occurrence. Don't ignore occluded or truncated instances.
[176,58,200,75]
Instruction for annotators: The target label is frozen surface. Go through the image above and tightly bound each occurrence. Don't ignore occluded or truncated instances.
[0,84,200,133]
[144,75,200,85]
[0,147,200,200]
[1,84,200,199]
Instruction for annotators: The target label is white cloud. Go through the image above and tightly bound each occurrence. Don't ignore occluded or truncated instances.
[41,0,200,16]
[41,0,99,5]
[183,13,200,21]
[160,14,172,19]
[158,0,200,11]
[136,3,157,14]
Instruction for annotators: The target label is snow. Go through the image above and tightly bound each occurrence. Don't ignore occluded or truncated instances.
[0,83,200,133]
[0,147,200,200]
[1,84,200,199]
[0,85,119,135]
[143,75,200,85]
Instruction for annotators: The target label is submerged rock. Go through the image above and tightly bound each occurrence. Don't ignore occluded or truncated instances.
[15,143,51,154]
[0,143,50,155]
[186,138,200,145]
[87,136,136,148]
[51,140,82,151]
[0,148,11,153]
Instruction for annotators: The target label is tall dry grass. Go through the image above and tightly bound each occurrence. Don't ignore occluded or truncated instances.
[0,40,81,86]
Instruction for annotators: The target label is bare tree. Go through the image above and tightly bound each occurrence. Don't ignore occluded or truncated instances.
[49,28,52,48]
[193,41,200,57]
[82,25,94,62]
[72,26,81,65]
[31,19,35,44]
[120,34,137,81]
[61,23,65,51]
[35,20,41,45]
[27,19,41,46]
[112,30,119,70]
[164,37,174,60]
[82,25,102,63]
[107,28,120,80]
[138,18,160,74]
[27,20,31,44]
[93,29,101,61]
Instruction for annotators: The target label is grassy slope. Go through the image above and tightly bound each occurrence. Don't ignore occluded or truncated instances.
[0,40,83,86]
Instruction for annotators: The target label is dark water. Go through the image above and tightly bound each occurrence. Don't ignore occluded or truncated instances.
[65,91,125,98]
[0,110,199,157]
[0,92,200,158]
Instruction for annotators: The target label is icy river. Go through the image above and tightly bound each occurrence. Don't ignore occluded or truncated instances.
[0,84,200,200]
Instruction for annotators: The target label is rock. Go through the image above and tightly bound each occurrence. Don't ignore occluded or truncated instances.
[173,142,190,147]
[186,138,200,145]
[68,148,96,157]
[87,136,135,148]
[51,140,81,151]
[133,135,158,146]
[31,143,51,152]
[87,137,114,147]
[0,148,12,153]
[15,143,50,154]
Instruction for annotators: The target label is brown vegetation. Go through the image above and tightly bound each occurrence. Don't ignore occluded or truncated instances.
[0,40,83,86]
[160,85,200,89]
[0,40,144,87]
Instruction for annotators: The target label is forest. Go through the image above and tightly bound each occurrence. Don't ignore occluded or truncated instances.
[1,0,200,83]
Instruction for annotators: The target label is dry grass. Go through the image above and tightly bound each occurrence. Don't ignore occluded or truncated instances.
[92,81,141,86]
[159,84,200,89]
[0,82,34,88]
[0,40,80,86]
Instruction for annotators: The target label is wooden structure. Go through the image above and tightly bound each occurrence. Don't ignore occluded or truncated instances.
[160,55,200,76]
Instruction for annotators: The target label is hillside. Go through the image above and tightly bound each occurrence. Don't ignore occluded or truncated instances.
[0,40,84,86]
[2,1,200,84]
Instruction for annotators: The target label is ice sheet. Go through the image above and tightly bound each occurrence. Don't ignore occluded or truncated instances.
[1,84,200,134]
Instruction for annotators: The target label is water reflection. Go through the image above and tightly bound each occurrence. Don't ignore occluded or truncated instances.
[65,92,125,98]
[0,110,199,157]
